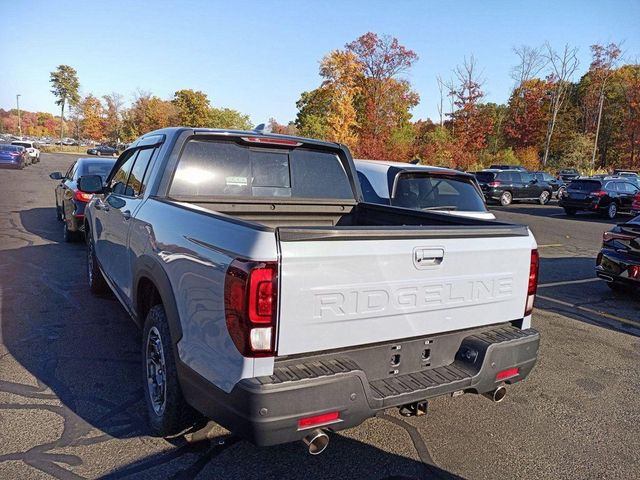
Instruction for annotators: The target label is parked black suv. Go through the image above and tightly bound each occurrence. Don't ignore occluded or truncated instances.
[531,171,564,198]
[475,170,553,206]
[559,178,640,219]
[557,168,580,183]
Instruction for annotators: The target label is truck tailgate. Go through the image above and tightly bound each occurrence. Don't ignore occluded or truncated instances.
[276,227,535,356]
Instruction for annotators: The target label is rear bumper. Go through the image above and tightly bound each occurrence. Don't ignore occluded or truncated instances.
[178,323,539,446]
[558,198,599,211]
[596,249,640,286]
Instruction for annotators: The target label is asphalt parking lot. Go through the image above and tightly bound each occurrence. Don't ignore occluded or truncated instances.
[1,153,639,480]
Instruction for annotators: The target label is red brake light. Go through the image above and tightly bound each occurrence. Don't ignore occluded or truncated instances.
[224,260,277,357]
[629,265,640,279]
[525,249,539,316]
[487,181,502,187]
[241,136,302,147]
[74,190,94,202]
[590,190,607,197]
[298,411,340,430]
[496,367,519,381]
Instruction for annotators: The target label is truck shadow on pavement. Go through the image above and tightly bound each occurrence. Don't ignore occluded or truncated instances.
[0,207,465,479]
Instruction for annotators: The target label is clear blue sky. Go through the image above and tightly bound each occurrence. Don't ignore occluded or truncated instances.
[2,0,639,125]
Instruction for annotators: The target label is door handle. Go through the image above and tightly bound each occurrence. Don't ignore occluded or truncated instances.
[414,248,445,267]
[122,210,131,220]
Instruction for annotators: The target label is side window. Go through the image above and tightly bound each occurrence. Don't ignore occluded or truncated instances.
[126,148,155,197]
[109,150,138,195]
[357,171,388,204]
[511,172,522,183]
[535,173,543,182]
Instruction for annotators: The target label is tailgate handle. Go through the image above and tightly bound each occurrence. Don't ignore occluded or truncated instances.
[414,248,444,266]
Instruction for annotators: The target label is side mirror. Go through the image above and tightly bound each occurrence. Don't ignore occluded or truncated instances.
[78,175,104,194]
[49,172,63,180]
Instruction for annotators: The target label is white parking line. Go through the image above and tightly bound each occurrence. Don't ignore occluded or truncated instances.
[537,294,639,327]
[537,244,564,248]
[538,278,600,288]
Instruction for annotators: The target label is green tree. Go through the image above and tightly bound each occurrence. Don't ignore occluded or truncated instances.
[103,93,124,144]
[295,88,331,139]
[207,107,253,130]
[50,65,80,142]
[172,89,211,127]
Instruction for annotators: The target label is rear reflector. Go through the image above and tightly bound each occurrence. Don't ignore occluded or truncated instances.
[298,411,340,430]
[496,367,519,381]
[629,265,640,279]
[487,181,502,187]
[241,136,302,147]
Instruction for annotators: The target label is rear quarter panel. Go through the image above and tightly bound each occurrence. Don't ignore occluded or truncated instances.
[133,200,278,393]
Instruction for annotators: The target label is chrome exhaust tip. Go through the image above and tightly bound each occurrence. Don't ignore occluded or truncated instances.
[303,429,330,455]
[482,385,507,403]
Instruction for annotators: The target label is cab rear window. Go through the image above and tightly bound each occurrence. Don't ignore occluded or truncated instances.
[392,173,487,212]
[474,172,496,183]
[169,140,354,200]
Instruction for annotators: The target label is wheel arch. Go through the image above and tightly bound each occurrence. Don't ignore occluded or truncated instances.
[132,255,183,345]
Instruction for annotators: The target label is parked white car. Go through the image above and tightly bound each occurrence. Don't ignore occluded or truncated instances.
[355,159,496,220]
[11,140,40,164]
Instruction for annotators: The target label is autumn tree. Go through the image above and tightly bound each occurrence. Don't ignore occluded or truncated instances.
[79,94,104,140]
[122,91,178,139]
[50,65,80,142]
[542,43,580,166]
[447,56,493,169]
[103,92,124,143]
[319,50,363,148]
[346,32,419,159]
[172,89,211,127]
[584,42,622,167]
[505,78,549,149]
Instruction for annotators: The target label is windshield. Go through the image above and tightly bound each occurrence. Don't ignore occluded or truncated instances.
[391,173,487,211]
[12,142,30,148]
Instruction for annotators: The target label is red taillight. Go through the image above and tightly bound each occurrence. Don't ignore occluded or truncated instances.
[589,190,607,197]
[496,367,519,381]
[603,231,635,242]
[525,249,539,316]
[298,411,340,430]
[74,190,94,202]
[487,181,502,187]
[241,136,302,147]
[629,265,640,279]
[224,260,277,357]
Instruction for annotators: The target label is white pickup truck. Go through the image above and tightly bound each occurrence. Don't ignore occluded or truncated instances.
[79,128,540,454]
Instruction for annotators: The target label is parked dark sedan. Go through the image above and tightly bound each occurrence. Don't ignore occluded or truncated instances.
[596,215,640,291]
[558,177,640,219]
[0,144,28,169]
[50,158,116,241]
[475,169,553,206]
[87,145,118,156]
[557,168,580,183]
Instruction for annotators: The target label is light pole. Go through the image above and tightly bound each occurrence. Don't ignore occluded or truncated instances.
[16,94,22,138]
